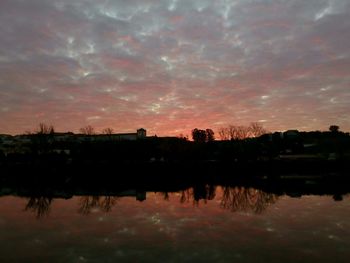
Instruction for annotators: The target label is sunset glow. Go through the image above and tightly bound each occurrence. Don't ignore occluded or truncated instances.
[1,0,350,136]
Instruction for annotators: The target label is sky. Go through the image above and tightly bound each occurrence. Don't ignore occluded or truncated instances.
[0,0,350,136]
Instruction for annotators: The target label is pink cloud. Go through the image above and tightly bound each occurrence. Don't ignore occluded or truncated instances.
[1,0,350,135]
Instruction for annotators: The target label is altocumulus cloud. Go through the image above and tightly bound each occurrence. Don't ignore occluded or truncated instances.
[0,0,350,135]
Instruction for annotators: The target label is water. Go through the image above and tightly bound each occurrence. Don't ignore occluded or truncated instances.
[0,187,350,262]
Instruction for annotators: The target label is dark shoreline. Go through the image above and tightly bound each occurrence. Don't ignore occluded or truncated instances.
[1,159,349,199]
[1,158,349,176]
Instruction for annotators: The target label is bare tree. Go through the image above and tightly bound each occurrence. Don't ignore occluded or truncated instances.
[30,123,55,154]
[249,122,267,137]
[228,125,237,140]
[80,125,95,135]
[227,125,250,140]
[236,125,250,139]
[218,127,229,140]
[37,123,54,134]
[102,127,114,135]
[219,123,266,140]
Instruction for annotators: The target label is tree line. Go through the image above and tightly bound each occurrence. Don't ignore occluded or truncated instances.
[24,122,346,143]
[191,122,267,142]
[30,123,113,136]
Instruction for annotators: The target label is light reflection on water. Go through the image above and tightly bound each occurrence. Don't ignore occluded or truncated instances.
[0,187,350,263]
[22,186,278,218]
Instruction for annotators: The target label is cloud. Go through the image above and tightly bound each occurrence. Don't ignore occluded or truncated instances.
[0,0,350,135]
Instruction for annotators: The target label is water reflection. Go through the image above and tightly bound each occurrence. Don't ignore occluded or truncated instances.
[78,196,118,214]
[173,185,276,213]
[171,185,216,204]
[221,186,278,214]
[2,188,350,263]
[25,196,53,218]
[22,186,280,218]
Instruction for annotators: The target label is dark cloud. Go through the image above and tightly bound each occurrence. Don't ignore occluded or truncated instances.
[0,0,349,135]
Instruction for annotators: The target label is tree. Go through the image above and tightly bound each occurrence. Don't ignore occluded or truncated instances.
[30,123,55,154]
[192,128,207,143]
[218,127,229,140]
[219,123,266,140]
[177,134,188,141]
[236,126,250,139]
[329,125,339,133]
[37,123,54,134]
[249,122,267,137]
[192,128,215,142]
[102,127,114,135]
[228,125,237,140]
[228,125,250,140]
[80,125,95,135]
[206,129,215,142]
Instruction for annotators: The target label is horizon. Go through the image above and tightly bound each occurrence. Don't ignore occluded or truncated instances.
[1,0,350,136]
[1,124,348,137]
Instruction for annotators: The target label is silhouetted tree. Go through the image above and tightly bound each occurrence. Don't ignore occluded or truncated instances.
[177,134,189,141]
[218,123,267,140]
[37,123,55,134]
[329,125,340,133]
[29,123,55,154]
[192,128,207,143]
[218,127,229,140]
[80,125,95,135]
[228,125,237,140]
[206,129,215,141]
[236,125,250,139]
[227,125,250,140]
[249,122,267,137]
[102,128,114,135]
[192,128,215,142]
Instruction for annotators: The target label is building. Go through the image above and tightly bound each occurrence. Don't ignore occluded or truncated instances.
[75,128,147,142]
[106,128,146,141]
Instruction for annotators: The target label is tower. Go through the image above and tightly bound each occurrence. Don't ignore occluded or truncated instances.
[137,128,146,138]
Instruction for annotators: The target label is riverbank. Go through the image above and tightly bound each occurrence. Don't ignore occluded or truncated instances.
[1,159,349,198]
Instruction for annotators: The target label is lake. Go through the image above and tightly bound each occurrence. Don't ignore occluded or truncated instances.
[0,186,350,263]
